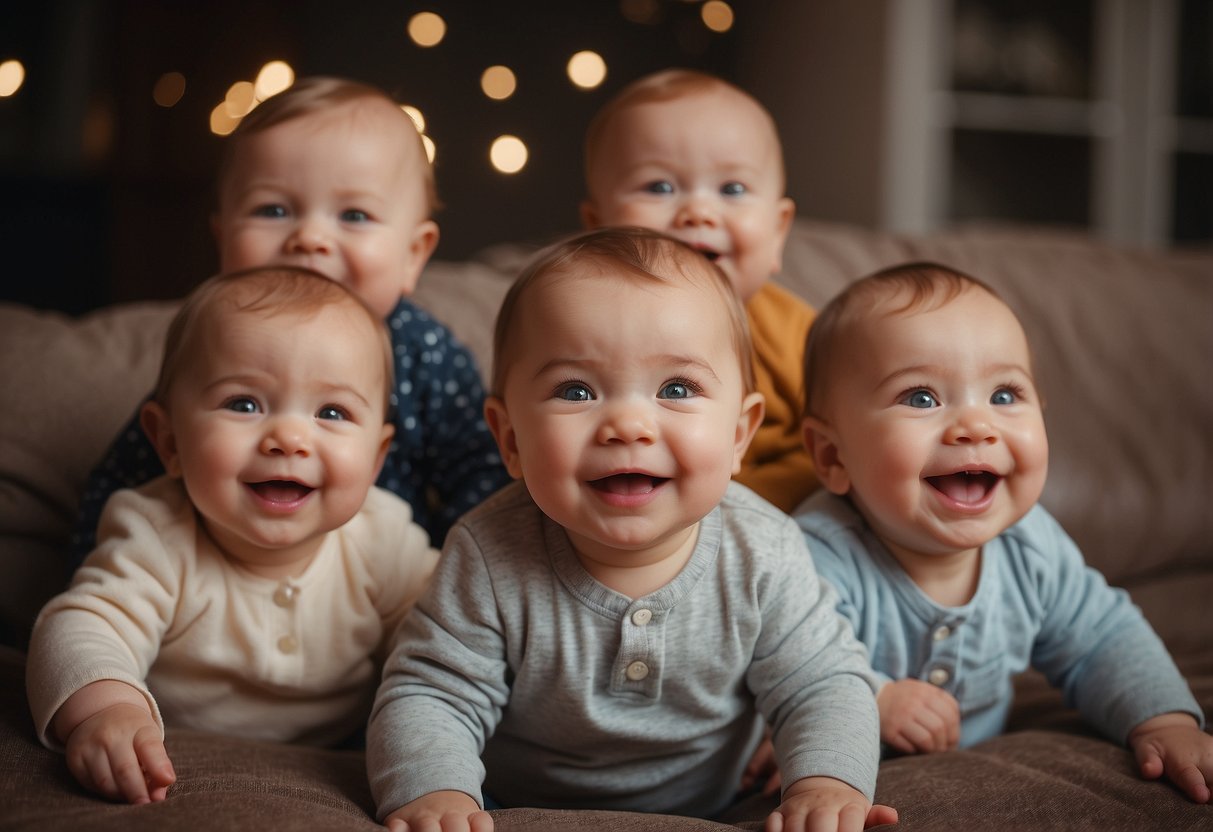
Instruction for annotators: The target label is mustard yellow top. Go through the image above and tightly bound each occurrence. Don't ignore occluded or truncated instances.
[736,281,818,512]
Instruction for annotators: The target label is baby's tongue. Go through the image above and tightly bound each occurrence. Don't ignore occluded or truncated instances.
[596,474,657,495]
[252,481,312,502]
[929,472,994,504]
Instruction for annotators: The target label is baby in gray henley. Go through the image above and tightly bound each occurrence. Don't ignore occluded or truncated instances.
[367,228,898,832]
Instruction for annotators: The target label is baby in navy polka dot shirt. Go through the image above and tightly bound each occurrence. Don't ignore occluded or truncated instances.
[70,77,509,565]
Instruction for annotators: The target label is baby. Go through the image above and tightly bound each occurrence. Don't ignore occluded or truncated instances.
[367,228,895,832]
[796,261,1211,803]
[71,76,508,562]
[27,267,438,805]
[581,68,816,513]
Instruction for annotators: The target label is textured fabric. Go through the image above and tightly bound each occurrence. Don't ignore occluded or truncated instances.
[734,282,818,512]
[368,481,880,819]
[796,491,1203,747]
[68,297,509,566]
[27,477,437,749]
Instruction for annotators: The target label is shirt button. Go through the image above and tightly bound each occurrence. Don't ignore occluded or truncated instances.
[928,667,951,686]
[273,583,299,608]
[625,660,650,681]
[277,635,299,654]
[932,625,952,642]
[631,608,653,626]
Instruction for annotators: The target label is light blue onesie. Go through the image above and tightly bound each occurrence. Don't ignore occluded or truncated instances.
[796,491,1203,749]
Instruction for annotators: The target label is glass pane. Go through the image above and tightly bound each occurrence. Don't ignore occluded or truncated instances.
[1172,152,1213,243]
[949,130,1091,227]
[952,0,1094,98]
[1177,0,1213,118]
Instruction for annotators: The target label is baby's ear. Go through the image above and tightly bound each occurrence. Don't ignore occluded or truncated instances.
[483,396,524,480]
[802,416,850,495]
[731,392,765,475]
[140,401,183,478]
[579,199,601,230]
[770,196,796,274]
[398,220,440,295]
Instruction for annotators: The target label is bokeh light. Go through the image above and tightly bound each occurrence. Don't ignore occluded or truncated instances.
[0,59,26,97]
[481,65,517,101]
[620,0,660,25]
[490,135,528,174]
[421,134,436,164]
[401,104,426,133]
[152,72,186,108]
[701,1,735,33]
[567,51,607,89]
[224,80,256,118]
[254,61,294,101]
[210,102,240,136]
[408,12,446,47]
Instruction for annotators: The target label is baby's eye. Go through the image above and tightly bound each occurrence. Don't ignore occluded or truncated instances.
[317,405,349,421]
[223,396,260,414]
[721,181,747,197]
[643,180,674,195]
[340,208,370,223]
[658,380,699,400]
[991,387,1017,406]
[900,389,938,409]
[251,204,287,219]
[555,383,594,402]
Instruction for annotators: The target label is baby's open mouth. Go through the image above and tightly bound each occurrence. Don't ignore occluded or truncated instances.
[248,480,314,503]
[589,473,669,495]
[926,471,999,504]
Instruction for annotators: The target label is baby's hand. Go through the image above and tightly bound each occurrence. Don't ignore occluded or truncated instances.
[876,678,960,755]
[765,776,897,832]
[1128,713,1213,804]
[53,680,174,804]
[383,790,494,832]
[63,701,175,804]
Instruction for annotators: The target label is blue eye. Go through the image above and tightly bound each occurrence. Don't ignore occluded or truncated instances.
[644,180,674,195]
[658,380,696,399]
[224,397,259,414]
[901,389,938,409]
[556,383,593,402]
[340,209,370,223]
[252,204,287,219]
[991,388,1016,406]
[317,405,348,421]
[721,181,747,197]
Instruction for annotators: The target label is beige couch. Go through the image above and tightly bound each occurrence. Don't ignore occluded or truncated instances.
[1,220,1210,831]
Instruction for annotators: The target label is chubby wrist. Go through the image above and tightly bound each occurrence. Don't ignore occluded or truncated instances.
[1128,711,1200,745]
[52,679,153,743]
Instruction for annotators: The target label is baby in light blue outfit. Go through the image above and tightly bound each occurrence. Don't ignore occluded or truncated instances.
[794,261,1211,804]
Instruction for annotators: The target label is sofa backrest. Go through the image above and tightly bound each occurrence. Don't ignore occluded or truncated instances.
[1,220,1209,650]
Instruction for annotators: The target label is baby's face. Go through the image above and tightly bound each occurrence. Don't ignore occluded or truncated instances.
[156,302,392,575]
[812,287,1048,570]
[487,264,760,571]
[215,99,437,319]
[582,86,793,302]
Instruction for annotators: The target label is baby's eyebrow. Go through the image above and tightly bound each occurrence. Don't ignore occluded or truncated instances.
[876,362,1035,389]
[533,355,722,383]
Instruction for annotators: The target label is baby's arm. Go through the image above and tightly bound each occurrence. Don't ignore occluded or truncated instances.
[383,790,494,832]
[876,678,961,754]
[767,777,897,832]
[69,401,165,569]
[1128,712,1213,803]
[51,679,175,804]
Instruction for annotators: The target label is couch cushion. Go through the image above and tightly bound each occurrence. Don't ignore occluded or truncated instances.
[0,302,176,647]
